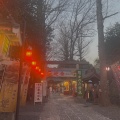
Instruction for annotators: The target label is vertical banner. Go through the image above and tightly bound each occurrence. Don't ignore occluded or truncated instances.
[0,64,6,91]
[20,65,31,106]
[77,70,83,96]
[34,83,42,103]
[42,81,47,97]
[0,61,19,112]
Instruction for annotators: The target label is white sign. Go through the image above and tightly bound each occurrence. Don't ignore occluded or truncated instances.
[48,68,76,77]
[34,83,42,103]
[42,81,47,97]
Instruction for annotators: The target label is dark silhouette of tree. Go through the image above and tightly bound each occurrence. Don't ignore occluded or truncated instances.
[96,0,111,106]
[105,22,120,64]
[0,0,69,64]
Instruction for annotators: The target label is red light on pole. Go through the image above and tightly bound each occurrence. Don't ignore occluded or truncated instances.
[25,50,32,61]
[32,61,36,66]
[41,72,45,78]
[35,66,39,70]
[41,72,44,78]
[26,50,32,57]
[41,72,44,75]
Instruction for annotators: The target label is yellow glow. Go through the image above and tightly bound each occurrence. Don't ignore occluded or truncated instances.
[64,81,69,86]
[32,61,36,66]
[26,51,32,56]
[64,81,69,91]
[72,81,76,84]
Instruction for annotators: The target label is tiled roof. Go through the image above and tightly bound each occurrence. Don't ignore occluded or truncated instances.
[82,69,100,83]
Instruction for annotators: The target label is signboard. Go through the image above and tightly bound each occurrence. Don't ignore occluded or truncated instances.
[47,68,76,77]
[34,83,42,103]
[0,61,31,112]
[2,37,10,55]
[0,64,5,91]
[0,61,19,112]
[77,70,83,96]
[20,66,31,106]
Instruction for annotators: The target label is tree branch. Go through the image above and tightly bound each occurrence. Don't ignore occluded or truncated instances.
[103,12,119,20]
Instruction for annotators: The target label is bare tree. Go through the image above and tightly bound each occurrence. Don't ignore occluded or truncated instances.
[44,0,69,27]
[42,0,70,60]
[76,37,91,61]
[75,26,94,61]
[55,0,96,61]
[46,25,70,61]
[46,41,61,61]
[57,25,70,60]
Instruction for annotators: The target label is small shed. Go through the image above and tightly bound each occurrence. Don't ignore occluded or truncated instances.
[82,69,100,91]
[83,72,100,84]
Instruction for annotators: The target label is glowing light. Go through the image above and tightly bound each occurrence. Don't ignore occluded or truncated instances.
[32,61,36,66]
[35,66,39,70]
[106,67,110,71]
[26,50,32,57]
[41,72,44,75]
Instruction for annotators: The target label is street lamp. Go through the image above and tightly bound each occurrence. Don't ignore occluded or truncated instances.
[106,66,111,92]
[106,67,110,71]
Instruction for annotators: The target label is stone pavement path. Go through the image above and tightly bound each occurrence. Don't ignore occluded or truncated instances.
[19,93,120,120]
[19,102,43,120]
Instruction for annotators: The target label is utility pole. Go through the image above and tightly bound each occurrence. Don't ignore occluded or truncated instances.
[96,0,111,106]
[37,0,46,74]
[15,20,26,120]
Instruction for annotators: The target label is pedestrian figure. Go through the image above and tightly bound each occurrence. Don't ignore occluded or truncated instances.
[47,87,50,99]
[84,90,89,107]
[50,86,52,93]
[83,89,87,99]
[98,86,102,103]
[93,86,98,104]
[89,89,94,102]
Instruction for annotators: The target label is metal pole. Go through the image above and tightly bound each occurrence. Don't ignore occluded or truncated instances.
[14,21,26,120]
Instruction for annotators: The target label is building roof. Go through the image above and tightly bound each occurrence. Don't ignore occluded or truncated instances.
[82,69,100,84]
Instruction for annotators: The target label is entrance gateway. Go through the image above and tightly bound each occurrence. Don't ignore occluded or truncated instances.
[46,61,90,95]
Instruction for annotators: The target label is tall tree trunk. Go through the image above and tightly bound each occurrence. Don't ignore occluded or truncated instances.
[96,0,111,106]
[38,0,46,71]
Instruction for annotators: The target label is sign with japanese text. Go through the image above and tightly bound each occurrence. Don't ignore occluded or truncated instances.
[0,61,19,112]
[34,83,42,103]
[0,60,30,112]
[77,70,83,96]
[47,68,76,77]
[20,65,31,106]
